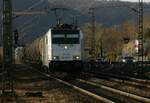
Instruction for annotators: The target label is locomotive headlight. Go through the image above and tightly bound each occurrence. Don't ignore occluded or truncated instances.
[73,56,80,60]
[53,56,59,60]
[64,45,68,49]
[122,59,126,63]
[53,56,56,60]
[76,56,79,59]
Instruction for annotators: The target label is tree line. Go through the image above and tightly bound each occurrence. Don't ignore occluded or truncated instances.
[82,15,150,61]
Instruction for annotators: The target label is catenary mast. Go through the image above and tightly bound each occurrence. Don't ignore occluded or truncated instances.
[2,0,14,95]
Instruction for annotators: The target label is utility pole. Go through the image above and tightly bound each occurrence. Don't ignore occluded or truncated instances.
[100,39,103,58]
[2,0,14,96]
[89,8,96,60]
[138,0,144,76]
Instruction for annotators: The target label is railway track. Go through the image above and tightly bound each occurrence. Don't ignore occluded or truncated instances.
[85,71,150,87]
[82,71,150,98]
[76,79,150,103]
[1,64,150,103]
[0,64,101,103]
[34,68,150,103]
[101,72,150,84]
[34,69,115,103]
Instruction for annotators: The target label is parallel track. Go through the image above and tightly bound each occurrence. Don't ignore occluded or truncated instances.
[6,64,149,103]
[34,69,114,103]
[82,71,150,98]
[76,78,150,103]
[34,68,150,103]
[85,71,150,88]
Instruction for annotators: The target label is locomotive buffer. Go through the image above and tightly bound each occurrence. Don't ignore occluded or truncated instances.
[1,0,15,97]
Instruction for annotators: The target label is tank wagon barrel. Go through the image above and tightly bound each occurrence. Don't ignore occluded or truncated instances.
[23,38,43,65]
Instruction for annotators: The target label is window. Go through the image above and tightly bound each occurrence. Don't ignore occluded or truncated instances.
[66,34,79,38]
[53,34,65,38]
[52,34,79,44]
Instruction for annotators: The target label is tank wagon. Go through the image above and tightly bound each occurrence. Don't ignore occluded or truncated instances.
[23,24,83,72]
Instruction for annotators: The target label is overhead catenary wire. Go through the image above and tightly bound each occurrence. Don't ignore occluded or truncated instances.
[12,1,147,44]
[25,0,45,11]
[13,0,46,39]
[18,16,41,39]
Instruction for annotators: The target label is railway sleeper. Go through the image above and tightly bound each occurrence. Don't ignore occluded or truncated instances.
[25,91,43,97]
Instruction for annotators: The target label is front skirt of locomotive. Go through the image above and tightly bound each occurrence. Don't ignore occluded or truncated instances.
[49,61,83,72]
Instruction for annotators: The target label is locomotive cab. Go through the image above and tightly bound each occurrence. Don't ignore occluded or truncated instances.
[49,24,83,72]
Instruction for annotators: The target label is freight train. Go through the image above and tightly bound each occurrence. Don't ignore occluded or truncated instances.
[23,24,83,72]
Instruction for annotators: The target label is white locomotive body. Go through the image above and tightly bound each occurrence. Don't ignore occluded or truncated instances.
[24,24,83,72]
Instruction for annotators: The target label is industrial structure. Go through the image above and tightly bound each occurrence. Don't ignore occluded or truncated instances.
[2,0,14,96]
[138,0,144,75]
[89,8,96,60]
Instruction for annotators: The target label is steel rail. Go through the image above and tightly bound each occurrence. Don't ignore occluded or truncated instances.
[30,65,150,103]
[33,69,115,103]
[78,79,150,103]
[87,71,150,84]
[83,72,150,89]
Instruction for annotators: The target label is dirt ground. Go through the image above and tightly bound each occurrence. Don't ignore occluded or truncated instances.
[0,64,99,103]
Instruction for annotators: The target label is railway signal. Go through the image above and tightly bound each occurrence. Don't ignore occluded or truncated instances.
[123,37,130,44]
[14,29,19,45]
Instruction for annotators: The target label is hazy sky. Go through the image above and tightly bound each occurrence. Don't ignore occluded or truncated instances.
[121,0,150,2]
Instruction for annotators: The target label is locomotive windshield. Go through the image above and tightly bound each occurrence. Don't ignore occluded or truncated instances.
[52,30,80,44]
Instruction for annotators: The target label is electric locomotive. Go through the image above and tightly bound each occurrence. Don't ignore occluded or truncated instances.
[49,24,83,72]
[23,23,83,72]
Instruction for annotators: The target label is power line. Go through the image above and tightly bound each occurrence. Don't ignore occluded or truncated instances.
[51,8,68,24]
[19,16,40,39]
[25,0,45,11]
[89,8,96,60]
[13,11,46,16]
